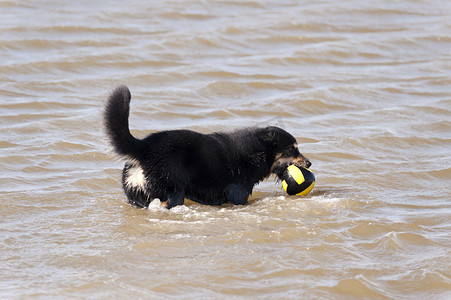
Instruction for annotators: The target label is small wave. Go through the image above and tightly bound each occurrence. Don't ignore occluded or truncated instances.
[359,231,433,252]
[426,167,451,179]
[320,276,391,299]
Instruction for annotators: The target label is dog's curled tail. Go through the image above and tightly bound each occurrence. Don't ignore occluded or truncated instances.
[104,85,143,159]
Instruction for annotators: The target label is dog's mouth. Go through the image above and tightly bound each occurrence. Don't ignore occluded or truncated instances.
[271,155,312,179]
[290,156,312,169]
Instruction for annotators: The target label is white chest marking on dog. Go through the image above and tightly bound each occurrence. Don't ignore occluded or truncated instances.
[125,165,146,189]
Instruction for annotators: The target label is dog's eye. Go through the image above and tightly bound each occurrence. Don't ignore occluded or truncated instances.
[283,146,294,155]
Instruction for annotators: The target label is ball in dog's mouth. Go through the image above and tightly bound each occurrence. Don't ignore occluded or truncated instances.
[281,165,315,196]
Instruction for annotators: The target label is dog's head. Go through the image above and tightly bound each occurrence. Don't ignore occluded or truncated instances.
[258,126,311,178]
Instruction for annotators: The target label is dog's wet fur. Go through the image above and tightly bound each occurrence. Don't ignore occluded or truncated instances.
[104,85,311,209]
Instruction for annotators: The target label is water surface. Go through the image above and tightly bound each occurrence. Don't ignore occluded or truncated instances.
[1,0,450,298]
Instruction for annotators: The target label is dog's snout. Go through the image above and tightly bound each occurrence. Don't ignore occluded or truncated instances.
[292,155,312,169]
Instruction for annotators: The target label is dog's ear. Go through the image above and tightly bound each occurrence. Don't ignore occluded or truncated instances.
[257,126,279,147]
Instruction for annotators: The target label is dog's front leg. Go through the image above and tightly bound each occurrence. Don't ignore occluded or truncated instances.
[227,184,249,205]
[161,190,185,209]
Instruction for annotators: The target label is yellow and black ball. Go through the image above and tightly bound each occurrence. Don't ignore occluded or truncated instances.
[282,165,315,196]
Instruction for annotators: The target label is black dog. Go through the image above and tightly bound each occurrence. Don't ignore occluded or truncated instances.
[104,85,311,209]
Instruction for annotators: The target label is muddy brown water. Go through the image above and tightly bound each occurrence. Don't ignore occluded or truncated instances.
[1,0,450,298]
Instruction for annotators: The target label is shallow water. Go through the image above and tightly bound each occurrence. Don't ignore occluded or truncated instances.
[1,0,451,298]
